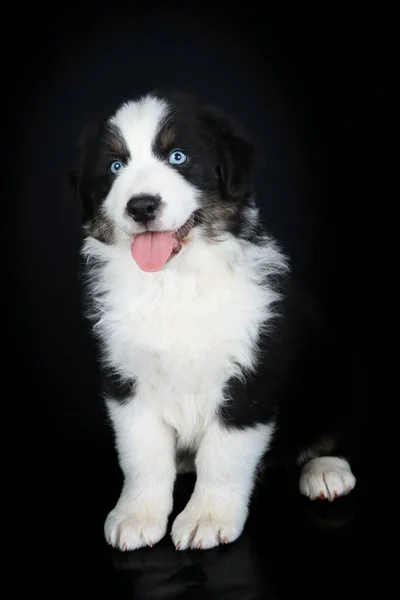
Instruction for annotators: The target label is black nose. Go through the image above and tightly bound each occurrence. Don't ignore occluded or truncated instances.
[126,194,161,224]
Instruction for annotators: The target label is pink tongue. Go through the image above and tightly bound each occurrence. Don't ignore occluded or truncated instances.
[131,232,176,272]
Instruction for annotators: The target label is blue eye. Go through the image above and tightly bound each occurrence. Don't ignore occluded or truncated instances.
[110,160,123,174]
[169,150,187,165]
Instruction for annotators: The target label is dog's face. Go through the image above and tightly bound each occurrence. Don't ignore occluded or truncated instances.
[72,91,258,268]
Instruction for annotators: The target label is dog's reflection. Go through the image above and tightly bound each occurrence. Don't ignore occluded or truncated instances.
[106,473,359,600]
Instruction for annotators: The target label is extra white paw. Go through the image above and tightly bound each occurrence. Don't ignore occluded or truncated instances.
[300,456,356,501]
[104,503,168,551]
[171,494,246,550]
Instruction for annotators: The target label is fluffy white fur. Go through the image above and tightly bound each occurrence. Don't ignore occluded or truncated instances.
[84,227,285,550]
[171,422,274,550]
[299,456,356,501]
[82,95,289,551]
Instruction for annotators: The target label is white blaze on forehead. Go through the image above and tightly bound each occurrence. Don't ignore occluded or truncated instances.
[103,94,199,237]
[109,95,169,159]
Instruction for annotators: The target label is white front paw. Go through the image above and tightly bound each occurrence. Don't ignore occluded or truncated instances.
[104,502,169,551]
[171,493,247,550]
[300,456,356,501]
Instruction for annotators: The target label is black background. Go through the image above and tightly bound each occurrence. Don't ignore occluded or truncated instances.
[5,2,382,598]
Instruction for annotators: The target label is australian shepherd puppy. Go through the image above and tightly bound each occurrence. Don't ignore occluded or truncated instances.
[71,90,357,551]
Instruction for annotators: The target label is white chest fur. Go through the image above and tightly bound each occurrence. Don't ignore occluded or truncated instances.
[83,233,285,444]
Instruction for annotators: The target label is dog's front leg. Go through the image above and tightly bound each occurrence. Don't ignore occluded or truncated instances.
[104,397,176,551]
[171,419,274,550]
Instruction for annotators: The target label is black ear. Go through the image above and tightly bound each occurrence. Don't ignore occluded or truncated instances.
[70,120,100,223]
[200,105,256,202]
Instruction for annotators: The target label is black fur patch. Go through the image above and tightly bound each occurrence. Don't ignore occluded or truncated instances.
[102,368,136,404]
[71,120,131,243]
[151,90,261,243]
[220,278,358,464]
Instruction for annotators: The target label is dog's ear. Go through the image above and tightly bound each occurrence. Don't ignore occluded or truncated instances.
[70,120,100,223]
[200,105,256,202]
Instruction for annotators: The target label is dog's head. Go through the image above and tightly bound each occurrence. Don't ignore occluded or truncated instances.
[72,91,259,271]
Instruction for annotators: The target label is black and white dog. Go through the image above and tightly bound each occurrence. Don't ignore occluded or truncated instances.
[72,90,357,551]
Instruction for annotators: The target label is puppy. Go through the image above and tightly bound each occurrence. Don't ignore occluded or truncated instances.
[71,90,357,551]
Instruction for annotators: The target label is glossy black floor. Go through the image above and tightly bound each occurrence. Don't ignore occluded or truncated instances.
[56,427,374,600]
